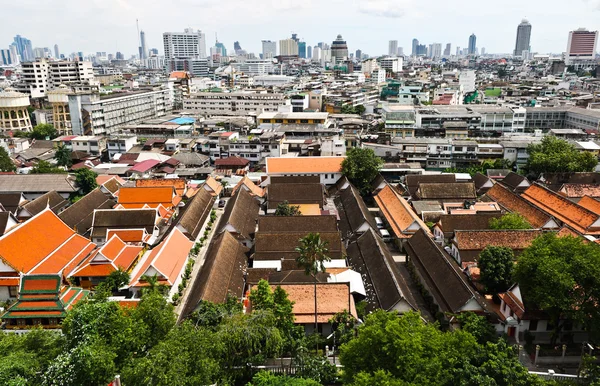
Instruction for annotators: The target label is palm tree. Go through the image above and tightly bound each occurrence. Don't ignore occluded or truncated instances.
[295,233,331,343]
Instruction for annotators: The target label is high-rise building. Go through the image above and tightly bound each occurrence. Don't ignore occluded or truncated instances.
[115,52,124,60]
[163,28,207,62]
[566,28,598,64]
[514,19,532,57]
[397,47,404,56]
[150,48,159,55]
[9,45,19,65]
[355,49,362,60]
[444,43,451,56]
[215,41,227,57]
[307,46,312,59]
[456,46,461,56]
[389,40,398,56]
[481,47,486,56]
[428,43,442,59]
[13,35,33,62]
[140,30,148,59]
[54,44,60,59]
[312,46,321,62]
[262,40,277,59]
[234,41,242,54]
[468,34,477,55]
[298,42,307,58]
[0,50,11,65]
[417,44,427,56]
[412,39,419,56]
[279,39,298,56]
[331,34,348,61]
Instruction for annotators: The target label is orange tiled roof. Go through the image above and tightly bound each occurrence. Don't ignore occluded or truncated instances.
[374,185,431,239]
[96,175,125,186]
[118,187,176,207]
[106,229,147,243]
[231,176,265,198]
[204,176,223,196]
[521,184,600,235]
[70,235,142,278]
[266,156,345,174]
[0,278,19,286]
[485,183,552,229]
[577,196,600,216]
[136,179,186,197]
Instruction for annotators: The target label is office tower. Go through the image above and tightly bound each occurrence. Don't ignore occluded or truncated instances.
[481,47,486,56]
[514,19,532,57]
[262,40,277,59]
[429,43,442,59]
[412,39,418,56]
[298,42,307,58]
[355,49,362,60]
[33,48,45,59]
[140,30,148,59]
[444,43,451,56]
[566,28,598,64]
[150,48,159,55]
[397,47,404,56]
[116,52,124,60]
[215,41,227,57]
[291,33,299,42]
[331,34,348,61]
[389,40,398,56]
[468,34,477,55]
[417,44,427,56]
[456,46,461,56]
[163,28,207,61]
[9,44,19,64]
[54,44,59,59]
[13,35,33,62]
[234,41,242,53]
[312,46,321,61]
[279,39,298,56]
[307,46,312,59]
[0,50,11,65]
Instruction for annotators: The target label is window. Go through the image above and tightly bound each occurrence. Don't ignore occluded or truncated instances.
[529,319,538,331]
[8,286,17,298]
[275,119,283,123]
[300,119,309,123]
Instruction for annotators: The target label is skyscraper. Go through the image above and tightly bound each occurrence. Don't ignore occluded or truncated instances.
[298,42,307,58]
[355,49,362,60]
[163,28,207,59]
[140,30,148,59]
[468,34,477,55]
[13,35,33,62]
[0,49,11,65]
[262,40,277,59]
[412,39,419,56]
[397,47,404,56]
[566,28,598,64]
[279,39,299,56]
[312,46,321,61]
[54,44,60,59]
[481,47,486,56]
[456,46,461,56]
[444,43,451,56]
[307,46,312,60]
[514,19,532,57]
[9,44,19,64]
[389,40,398,56]
[331,34,348,61]
[429,43,442,59]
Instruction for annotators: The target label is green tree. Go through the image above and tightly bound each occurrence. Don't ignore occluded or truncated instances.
[30,160,66,174]
[0,147,15,172]
[250,279,275,310]
[275,201,302,216]
[329,310,357,346]
[350,370,408,386]
[478,246,515,295]
[31,123,58,140]
[341,147,383,196]
[75,168,98,195]
[489,213,532,230]
[525,136,598,178]
[295,233,331,338]
[54,144,72,168]
[515,233,600,344]
[248,371,320,386]
[456,312,497,345]
[190,295,242,329]
[354,104,366,115]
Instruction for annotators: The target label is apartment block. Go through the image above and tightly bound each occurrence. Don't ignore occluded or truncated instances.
[15,59,95,98]
[183,92,285,115]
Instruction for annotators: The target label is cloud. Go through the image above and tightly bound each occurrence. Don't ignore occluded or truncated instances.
[358,0,409,18]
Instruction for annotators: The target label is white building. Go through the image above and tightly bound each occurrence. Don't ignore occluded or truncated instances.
[231,59,274,75]
[15,59,95,99]
[380,57,403,73]
[262,40,277,59]
[71,135,106,155]
[565,28,599,66]
[254,75,295,87]
[388,40,398,56]
[183,92,285,115]
[0,88,33,133]
[107,135,138,158]
[163,28,207,60]
[459,70,476,93]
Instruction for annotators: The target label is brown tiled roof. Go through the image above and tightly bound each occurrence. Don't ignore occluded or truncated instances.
[270,175,320,184]
[374,185,430,239]
[0,193,24,214]
[335,184,377,238]
[58,189,116,235]
[136,179,187,197]
[91,209,157,239]
[253,231,344,261]
[499,172,530,193]
[175,188,215,240]
[258,215,338,233]
[540,172,600,191]
[406,174,456,197]
[0,212,15,235]
[101,177,122,196]
[499,290,525,319]
[521,183,600,235]
[216,187,259,240]
[559,184,600,199]
[417,182,476,201]
[347,229,416,312]
[267,183,324,210]
[577,196,600,216]
[473,173,493,195]
[436,213,502,239]
[453,230,543,262]
[215,156,250,167]
[21,191,68,217]
[405,229,481,313]
[266,270,330,284]
[484,183,553,229]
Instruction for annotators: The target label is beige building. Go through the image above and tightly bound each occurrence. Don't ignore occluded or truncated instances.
[0,88,33,133]
[47,85,71,135]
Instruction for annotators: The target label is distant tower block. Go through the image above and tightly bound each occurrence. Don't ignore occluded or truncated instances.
[0,88,33,134]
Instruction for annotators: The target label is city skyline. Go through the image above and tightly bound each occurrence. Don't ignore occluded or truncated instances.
[2,0,600,57]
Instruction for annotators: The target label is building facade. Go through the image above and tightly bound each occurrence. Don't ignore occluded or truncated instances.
[514,19,532,57]
[183,92,285,115]
[0,88,33,133]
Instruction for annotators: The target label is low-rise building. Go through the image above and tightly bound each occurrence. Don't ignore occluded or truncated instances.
[183,92,285,116]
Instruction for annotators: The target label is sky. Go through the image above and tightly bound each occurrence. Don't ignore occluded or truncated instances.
[2,0,600,57]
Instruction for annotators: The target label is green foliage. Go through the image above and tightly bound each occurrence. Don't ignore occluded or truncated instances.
[54,144,72,168]
[75,168,98,195]
[478,246,515,295]
[339,310,542,386]
[293,347,338,384]
[249,371,320,386]
[340,104,366,115]
[525,136,598,178]
[275,200,302,216]
[456,312,497,345]
[489,213,532,230]
[341,147,383,196]
[350,370,409,386]
[190,295,243,329]
[93,269,130,299]
[250,279,275,310]
[0,147,15,172]
[295,233,331,277]
[515,233,600,343]
[444,158,513,177]
[31,124,58,140]
[329,310,357,346]
[30,160,66,174]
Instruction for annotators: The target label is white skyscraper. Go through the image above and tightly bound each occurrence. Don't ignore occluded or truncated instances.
[312,46,321,62]
[279,39,298,56]
[262,40,277,59]
[163,28,207,60]
[388,40,398,56]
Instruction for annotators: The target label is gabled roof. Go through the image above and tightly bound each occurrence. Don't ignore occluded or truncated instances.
[203,176,223,196]
[217,187,259,241]
[215,156,250,167]
[266,183,325,210]
[484,183,555,229]
[473,173,493,195]
[498,172,530,193]
[417,182,476,201]
[521,183,600,235]
[266,156,345,174]
[346,229,417,312]
[405,174,456,197]
[117,186,178,209]
[70,235,143,278]
[20,191,69,217]
[130,228,193,287]
[91,208,158,239]
[0,193,25,214]
[258,215,338,233]
[271,175,321,185]
[559,184,600,199]
[253,231,345,262]
[374,185,430,239]
[335,184,377,238]
[136,179,187,197]
[452,230,543,262]
[59,189,116,235]
[0,212,17,235]
[0,174,77,194]
[578,196,600,215]
[435,213,502,239]
[231,176,265,198]
[175,188,215,240]
[540,172,600,191]
[405,229,484,314]
[129,159,161,173]
[0,209,95,276]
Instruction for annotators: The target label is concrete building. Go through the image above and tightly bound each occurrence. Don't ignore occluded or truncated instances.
[183,92,284,115]
[459,70,476,93]
[69,88,172,135]
[331,34,349,61]
[13,35,33,62]
[15,60,94,99]
[262,40,277,59]
[107,135,138,158]
[380,57,403,73]
[0,88,33,134]
[163,29,207,72]
[429,43,442,59]
[47,85,72,135]
[514,19,532,57]
[140,30,148,60]
[279,39,298,57]
[389,40,398,56]
[231,59,274,75]
[468,34,477,55]
[566,28,598,66]
[54,44,59,59]
[71,136,106,155]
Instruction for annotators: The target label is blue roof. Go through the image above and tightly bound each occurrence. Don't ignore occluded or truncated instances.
[169,117,196,125]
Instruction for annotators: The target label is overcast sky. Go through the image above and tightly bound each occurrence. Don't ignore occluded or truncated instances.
[2,0,600,57]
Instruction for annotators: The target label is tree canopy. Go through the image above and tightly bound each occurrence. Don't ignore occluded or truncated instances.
[30,124,58,140]
[275,201,302,216]
[0,147,15,172]
[341,147,383,196]
[54,144,72,168]
[478,246,515,295]
[514,233,600,343]
[525,136,597,178]
[30,160,66,174]
[489,213,532,230]
[75,168,98,195]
